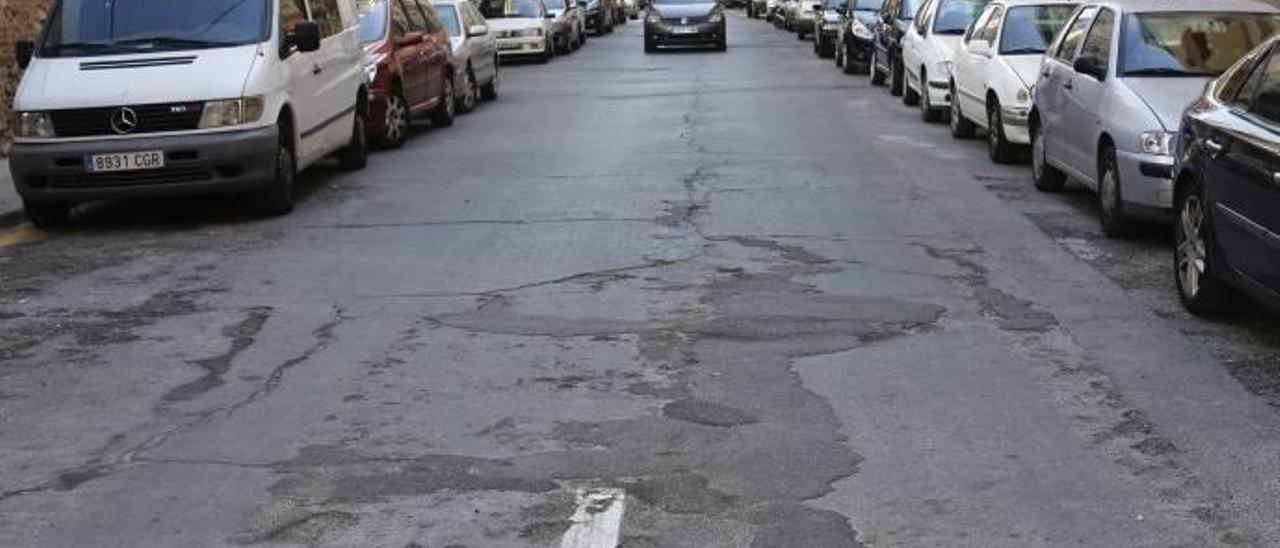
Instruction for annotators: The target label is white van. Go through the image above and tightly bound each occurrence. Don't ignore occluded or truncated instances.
[9,0,370,225]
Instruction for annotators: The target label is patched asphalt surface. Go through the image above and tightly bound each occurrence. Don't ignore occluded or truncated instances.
[3,13,1280,548]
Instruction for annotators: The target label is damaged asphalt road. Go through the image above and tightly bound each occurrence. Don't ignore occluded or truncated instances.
[4,13,1280,548]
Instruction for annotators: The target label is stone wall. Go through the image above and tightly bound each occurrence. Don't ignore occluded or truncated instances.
[0,0,51,153]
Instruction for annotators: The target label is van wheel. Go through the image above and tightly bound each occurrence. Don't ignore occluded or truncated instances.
[338,110,369,171]
[481,62,499,101]
[23,201,72,228]
[1175,175,1237,315]
[1098,146,1131,238]
[256,129,296,216]
[1031,120,1065,192]
[459,69,478,114]
[432,76,456,127]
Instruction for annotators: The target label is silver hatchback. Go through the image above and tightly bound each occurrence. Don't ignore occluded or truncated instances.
[1030,0,1280,237]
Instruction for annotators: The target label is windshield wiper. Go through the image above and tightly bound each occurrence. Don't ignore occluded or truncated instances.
[1000,47,1045,55]
[47,41,119,54]
[115,37,238,50]
[1123,67,1210,77]
[934,29,966,35]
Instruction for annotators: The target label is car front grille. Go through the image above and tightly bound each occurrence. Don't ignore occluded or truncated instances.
[663,16,706,24]
[46,167,213,188]
[49,102,204,138]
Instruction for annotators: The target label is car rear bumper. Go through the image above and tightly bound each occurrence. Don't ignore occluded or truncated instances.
[10,126,279,204]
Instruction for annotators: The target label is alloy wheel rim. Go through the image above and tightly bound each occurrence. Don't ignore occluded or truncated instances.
[1100,165,1117,217]
[386,95,407,143]
[988,108,999,150]
[1177,195,1206,297]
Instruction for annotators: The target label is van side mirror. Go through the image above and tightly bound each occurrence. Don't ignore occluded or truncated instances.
[15,40,34,69]
[467,24,489,36]
[1073,56,1104,80]
[291,21,322,53]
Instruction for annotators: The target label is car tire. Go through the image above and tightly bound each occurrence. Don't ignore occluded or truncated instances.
[1031,120,1065,193]
[379,89,409,148]
[920,80,941,122]
[835,43,844,67]
[645,34,657,52]
[890,55,904,96]
[459,69,479,114]
[870,52,886,85]
[987,101,1015,164]
[950,85,976,138]
[255,125,296,216]
[338,109,369,171]
[431,76,456,127]
[716,30,727,51]
[23,201,72,228]
[480,61,499,101]
[1098,146,1132,238]
[1174,175,1237,316]
[539,39,553,63]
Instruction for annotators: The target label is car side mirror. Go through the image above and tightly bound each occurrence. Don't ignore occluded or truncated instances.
[291,20,322,53]
[468,24,489,36]
[398,30,425,46]
[15,40,34,69]
[1073,56,1104,79]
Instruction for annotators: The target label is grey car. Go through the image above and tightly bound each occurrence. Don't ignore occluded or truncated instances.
[546,0,588,52]
[434,0,501,111]
[1030,0,1280,237]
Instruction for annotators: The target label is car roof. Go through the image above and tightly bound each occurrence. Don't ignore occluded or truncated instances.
[1079,0,1279,14]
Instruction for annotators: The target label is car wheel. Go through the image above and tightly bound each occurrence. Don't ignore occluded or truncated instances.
[23,201,72,228]
[986,101,1015,163]
[950,85,975,138]
[431,76,456,127]
[1098,146,1131,238]
[480,61,499,101]
[255,125,296,216]
[379,90,409,148]
[903,69,920,106]
[338,109,369,171]
[835,42,844,67]
[870,51,886,84]
[539,39,553,62]
[890,56,904,96]
[1031,120,1065,193]
[645,34,657,52]
[1174,175,1237,315]
[920,81,942,122]
[459,69,478,114]
[716,29,727,51]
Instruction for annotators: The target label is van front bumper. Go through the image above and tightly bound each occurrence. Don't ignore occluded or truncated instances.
[10,126,279,204]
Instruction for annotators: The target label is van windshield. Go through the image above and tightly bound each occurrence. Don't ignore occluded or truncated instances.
[39,0,269,57]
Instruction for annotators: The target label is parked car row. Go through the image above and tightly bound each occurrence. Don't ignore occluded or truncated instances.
[7,0,629,228]
[765,0,1280,314]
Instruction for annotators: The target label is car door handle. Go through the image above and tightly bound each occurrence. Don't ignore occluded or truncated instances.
[1063,79,1073,90]
[311,64,323,75]
[1204,139,1224,157]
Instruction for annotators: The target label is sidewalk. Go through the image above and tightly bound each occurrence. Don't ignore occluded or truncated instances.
[0,158,23,228]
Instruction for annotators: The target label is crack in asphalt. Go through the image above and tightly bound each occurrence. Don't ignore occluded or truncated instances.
[301,217,655,230]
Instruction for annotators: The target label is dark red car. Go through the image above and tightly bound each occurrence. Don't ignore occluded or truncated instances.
[358,0,457,147]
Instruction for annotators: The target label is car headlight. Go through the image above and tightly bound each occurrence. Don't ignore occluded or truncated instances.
[850,20,873,40]
[709,11,723,23]
[646,13,661,23]
[1140,131,1174,156]
[1015,87,1030,103]
[13,111,55,138]
[198,96,265,129]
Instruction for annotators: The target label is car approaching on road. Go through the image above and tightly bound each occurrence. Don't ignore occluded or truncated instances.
[360,0,458,146]
[900,0,990,122]
[869,0,922,95]
[644,0,727,52]
[813,0,845,58]
[1030,0,1280,237]
[545,0,588,52]
[950,0,1077,162]
[433,0,501,111]
[1173,36,1280,315]
[835,0,884,74]
[480,0,557,62]
[9,0,370,225]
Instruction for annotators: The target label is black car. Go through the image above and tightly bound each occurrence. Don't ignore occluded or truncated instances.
[584,0,616,34]
[1173,36,1280,315]
[644,0,727,52]
[812,0,843,58]
[835,0,882,73]
[868,0,920,95]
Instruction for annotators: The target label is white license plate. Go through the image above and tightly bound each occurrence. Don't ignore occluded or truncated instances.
[499,42,521,50]
[672,26,699,34]
[86,151,165,173]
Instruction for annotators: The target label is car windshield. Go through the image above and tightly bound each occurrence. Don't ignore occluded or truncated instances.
[480,0,542,18]
[357,0,389,44]
[932,0,988,35]
[854,0,882,11]
[38,0,268,57]
[1120,12,1280,77]
[999,4,1076,55]
[436,4,463,35]
[825,0,847,12]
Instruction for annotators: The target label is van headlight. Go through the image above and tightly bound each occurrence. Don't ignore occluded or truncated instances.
[199,96,265,129]
[13,111,55,138]
[1140,131,1173,156]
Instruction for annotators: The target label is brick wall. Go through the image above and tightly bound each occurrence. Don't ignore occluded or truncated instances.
[0,0,51,153]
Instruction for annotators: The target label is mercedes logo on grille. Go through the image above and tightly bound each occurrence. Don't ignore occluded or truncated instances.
[110,107,139,135]
[681,17,689,24]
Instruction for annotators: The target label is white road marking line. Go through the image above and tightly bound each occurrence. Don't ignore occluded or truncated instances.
[560,487,626,548]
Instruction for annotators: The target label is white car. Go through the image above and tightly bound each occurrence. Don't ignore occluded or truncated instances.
[544,0,588,52]
[9,0,369,225]
[479,0,556,62]
[433,0,502,112]
[900,0,990,121]
[949,0,1076,162]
